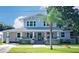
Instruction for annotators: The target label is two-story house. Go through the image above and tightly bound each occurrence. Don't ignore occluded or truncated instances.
[2,13,71,44]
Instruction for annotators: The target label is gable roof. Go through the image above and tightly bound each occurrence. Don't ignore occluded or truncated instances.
[21,13,47,21]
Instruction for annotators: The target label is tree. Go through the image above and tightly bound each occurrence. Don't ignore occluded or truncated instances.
[55,6,79,35]
[47,6,79,36]
[0,22,14,31]
[0,22,4,31]
[40,7,62,50]
[47,8,62,50]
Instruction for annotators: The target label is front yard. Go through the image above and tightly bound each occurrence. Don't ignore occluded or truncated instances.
[0,43,79,53]
[8,48,79,53]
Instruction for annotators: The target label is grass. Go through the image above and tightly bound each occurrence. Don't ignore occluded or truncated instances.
[0,39,4,45]
[8,48,79,53]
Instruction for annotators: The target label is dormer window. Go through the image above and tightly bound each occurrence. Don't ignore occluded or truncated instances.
[30,21,33,26]
[44,21,46,26]
[27,21,29,26]
[47,23,49,26]
[34,21,36,26]
[27,21,36,27]
[43,21,49,26]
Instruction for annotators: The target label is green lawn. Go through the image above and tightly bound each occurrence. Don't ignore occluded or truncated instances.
[8,48,79,53]
[0,40,4,45]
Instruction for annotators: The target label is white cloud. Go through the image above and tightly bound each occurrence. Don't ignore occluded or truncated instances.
[13,16,27,28]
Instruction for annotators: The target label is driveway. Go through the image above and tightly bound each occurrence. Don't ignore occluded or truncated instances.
[0,44,15,53]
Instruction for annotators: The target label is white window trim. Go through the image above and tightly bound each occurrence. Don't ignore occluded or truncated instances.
[61,32,65,37]
[16,32,22,39]
[27,21,36,27]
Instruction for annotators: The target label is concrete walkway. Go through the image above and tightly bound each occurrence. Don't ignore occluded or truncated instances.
[0,44,15,53]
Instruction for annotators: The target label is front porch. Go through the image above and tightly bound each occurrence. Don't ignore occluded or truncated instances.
[4,31,61,44]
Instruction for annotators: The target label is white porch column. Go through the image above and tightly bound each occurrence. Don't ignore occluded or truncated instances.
[44,32,47,40]
[6,32,9,44]
[57,31,60,39]
[2,35,3,43]
[20,32,22,39]
[32,32,35,39]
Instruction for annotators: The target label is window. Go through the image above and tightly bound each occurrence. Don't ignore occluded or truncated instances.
[27,21,29,26]
[44,21,49,26]
[44,21,46,26]
[30,33,33,38]
[27,21,36,27]
[47,23,49,26]
[70,32,73,36]
[34,21,36,26]
[30,21,33,26]
[17,33,20,38]
[27,32,33,38]
[61,32,65,37]
[47,36,50,39]
[47,32,50,34]
[27,33,29,38]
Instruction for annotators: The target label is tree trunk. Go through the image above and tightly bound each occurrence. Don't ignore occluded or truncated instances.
[49,22,53,50]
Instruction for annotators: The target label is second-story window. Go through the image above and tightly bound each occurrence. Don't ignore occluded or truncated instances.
[44,21,46,26]
[47,23,49,26]
[30,21,33,26]
[27,21,36,27]
[34,21,36,26]
[27,21,29,26]
[44,21,49,26]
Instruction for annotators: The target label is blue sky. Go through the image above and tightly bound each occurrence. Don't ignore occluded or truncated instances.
[0,6,44,26]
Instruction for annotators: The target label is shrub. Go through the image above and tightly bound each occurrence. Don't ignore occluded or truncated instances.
[18,39,31,44]
[60,39,71,44]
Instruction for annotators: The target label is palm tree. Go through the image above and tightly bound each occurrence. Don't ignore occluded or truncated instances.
[40,7,62,50]
[47,8,62,50]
